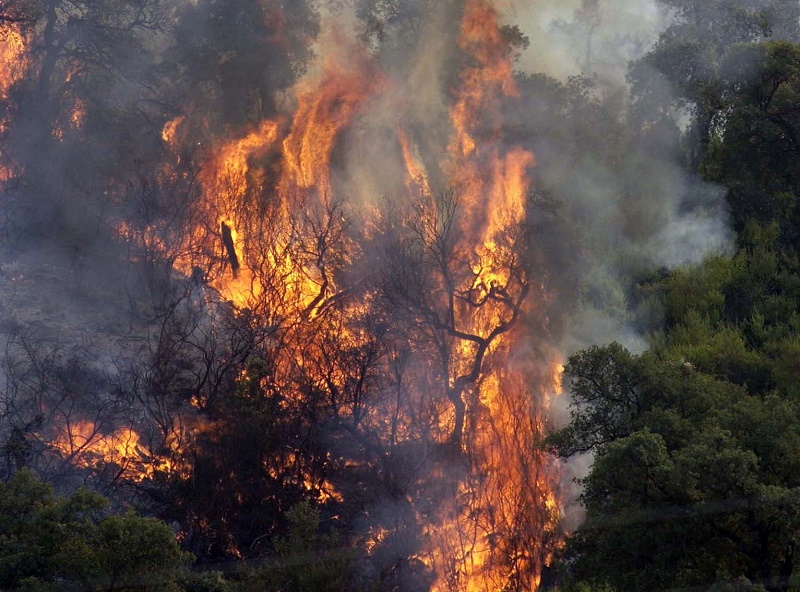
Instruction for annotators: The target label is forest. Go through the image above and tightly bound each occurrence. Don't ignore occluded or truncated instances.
[1,0,800,590]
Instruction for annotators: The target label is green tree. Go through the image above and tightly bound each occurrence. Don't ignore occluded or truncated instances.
[169,0,319,130]
[163,356,325,562]
[629,0,800,172]
[0,469,191,591]
[706,41,800,244]
[549,344,800,592]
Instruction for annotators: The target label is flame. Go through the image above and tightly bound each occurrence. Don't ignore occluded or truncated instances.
[49,420,175,482]
[449,0,518,160]
[420,360,564,592]
[70,98,86,129]
[52,97,86,141]
[122,1,562,585]
[0,25,28,183]
[365,527,391,555]
[162,115,185,146]
[279,37,384,200]
[0,27,26,100]
[188,118,283,306]
[414,2,558,589]
[446,0,534,248]
[398,125,432,197]
[552,363,565,396]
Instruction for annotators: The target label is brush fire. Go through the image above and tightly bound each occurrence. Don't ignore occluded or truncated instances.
[0,0,568,589]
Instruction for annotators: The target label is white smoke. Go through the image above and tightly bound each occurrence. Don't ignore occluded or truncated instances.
[510,0,671,86]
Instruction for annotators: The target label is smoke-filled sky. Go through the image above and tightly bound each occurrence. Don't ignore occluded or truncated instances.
[511,0,670,83]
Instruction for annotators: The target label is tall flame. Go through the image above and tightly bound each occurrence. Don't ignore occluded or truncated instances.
[0,27,25,100]
[414,2,558,589]
[129,1,563,588]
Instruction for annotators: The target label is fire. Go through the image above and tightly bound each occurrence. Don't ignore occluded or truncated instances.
[0,27,26,100]
[114,0,563,587]
[421,360,564,592]
[70,99,86,129]
[49,420,173,482]
[398,125,432,197]
[407,1,560,589]
[279,37,384,200]
[446,0,533,249]
[180,118,283,306]
[0,24,27,183]
[51,97,86,141]
[552,363,565,396]
[365,527,391,555]
[162,115,185,146]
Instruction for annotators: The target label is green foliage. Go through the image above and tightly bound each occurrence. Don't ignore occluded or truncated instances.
[179,570,232,592]
[164,358,334,563]
[631,0,800,179]
[92,512,191,591]
[546,343,643,457]
[170,0,319,129]
[663,257,732,326]
[634,220,800,398]
[550,344,800,591]
[0,470,191,591]
[560,40,800,576]
[707,577,768,592]
[706,40,800,242]
[274,501,322,555]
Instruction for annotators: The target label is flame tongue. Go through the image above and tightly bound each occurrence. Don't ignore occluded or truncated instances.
[0,28,25,100]
[280,37,385,200]
[450,0,519,157]
[398,125,432,197]
[446,0,534,252]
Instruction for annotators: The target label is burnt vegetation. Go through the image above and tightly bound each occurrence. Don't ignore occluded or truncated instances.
[1,0,800,591]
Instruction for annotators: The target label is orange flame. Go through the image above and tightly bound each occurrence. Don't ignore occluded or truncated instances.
[0,27,26,100]
[446,0,534,248]
[162,115,185,146]
[50,420,175,482]
[133,2,562,586]
[398,125,432,197]
[416,1,557,589]
[280,39,384,200]
[0,25,28,182]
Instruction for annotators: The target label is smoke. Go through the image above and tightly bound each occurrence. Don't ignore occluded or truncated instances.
[0,0,742,585]
[321,0,732,357]
[488,1,732,356]
[511,0,670,85]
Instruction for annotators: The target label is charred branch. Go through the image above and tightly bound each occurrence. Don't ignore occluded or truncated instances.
[220,220,240,277]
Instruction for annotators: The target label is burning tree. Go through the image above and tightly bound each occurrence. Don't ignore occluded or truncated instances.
[0,0,569,589]
[139,1,564,587]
